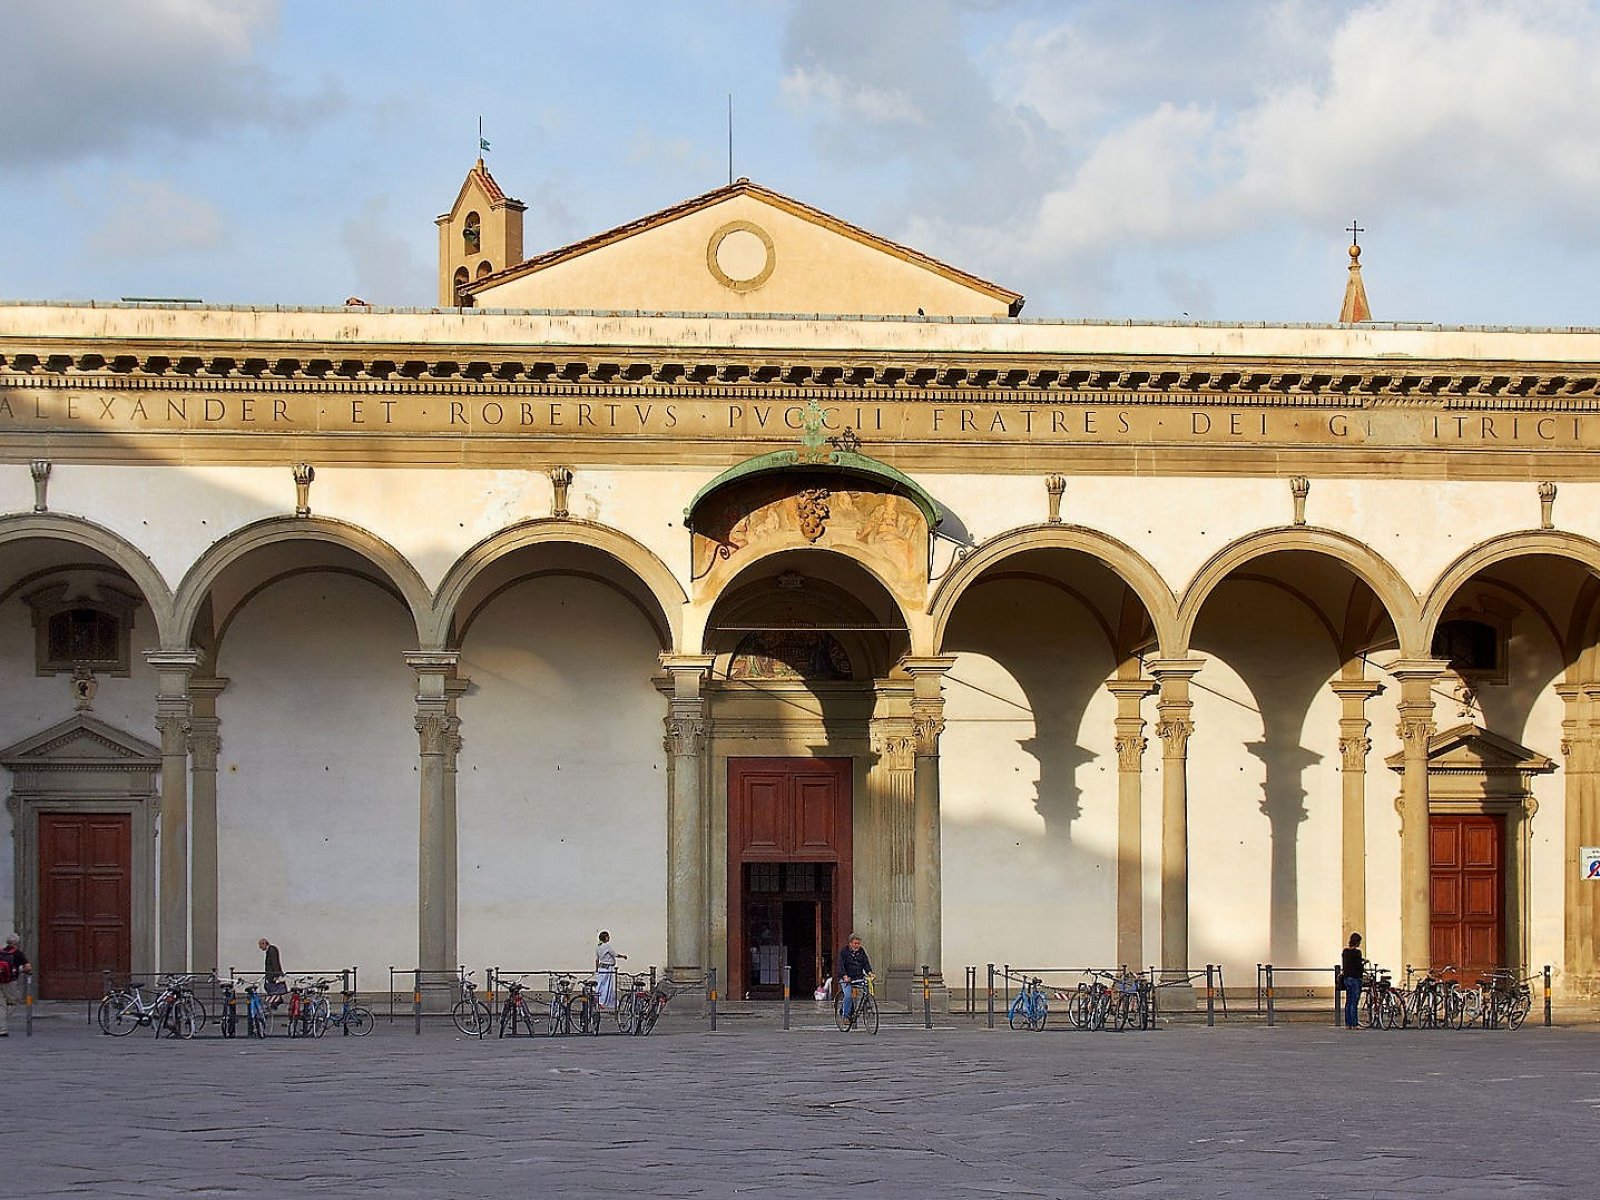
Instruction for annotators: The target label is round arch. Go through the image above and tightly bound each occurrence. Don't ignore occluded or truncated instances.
[428,518,686,651]
[172,516,430,649]
[928,525,1179,657]
[0,513,177,645]
[1420,529,1600,649]
[1176,526,1421,656]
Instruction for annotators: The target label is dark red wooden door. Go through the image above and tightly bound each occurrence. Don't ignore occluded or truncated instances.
[1429,814,1503,977]
[728,758,851,999]
[39,813,132,999]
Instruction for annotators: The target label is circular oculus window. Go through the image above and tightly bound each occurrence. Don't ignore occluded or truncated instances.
[707,221,775,292]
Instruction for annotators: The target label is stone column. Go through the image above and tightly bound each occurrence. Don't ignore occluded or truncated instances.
[187,677,228,974]
[147,649,202,973]
[1330,678,1383,940]
[869,717,916,988]
[661,654,713,983]
[1149,658,1204,982]
[903,656,954,989]
[1559,683,1596,994]
[407,651,462,974]
[1392,659,1447,970]
[1106,677,1155,969]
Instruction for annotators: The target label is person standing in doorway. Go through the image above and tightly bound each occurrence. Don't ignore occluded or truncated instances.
[259,938,287,1008]
[837,933,873,1020]
[1340,933,1365,1029]
[595,931,627,1011]
[0,934,31,1037]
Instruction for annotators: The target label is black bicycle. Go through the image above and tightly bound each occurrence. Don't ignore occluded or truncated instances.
[499,979,540,1037]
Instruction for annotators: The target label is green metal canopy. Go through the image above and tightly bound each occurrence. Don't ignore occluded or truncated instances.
[684,449,944,532]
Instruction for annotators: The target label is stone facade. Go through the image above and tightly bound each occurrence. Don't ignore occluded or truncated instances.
[3,170,1600,1001]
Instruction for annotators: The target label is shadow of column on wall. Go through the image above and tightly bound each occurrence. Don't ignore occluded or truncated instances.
[1246,738,1322,963]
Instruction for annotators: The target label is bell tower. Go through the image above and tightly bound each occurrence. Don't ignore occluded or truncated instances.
[436,159,526,306]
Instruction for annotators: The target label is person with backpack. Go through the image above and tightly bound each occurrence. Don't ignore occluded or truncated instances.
[0,934,32,1036]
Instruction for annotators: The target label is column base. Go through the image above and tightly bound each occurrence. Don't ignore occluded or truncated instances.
[893,971,947,1014]
[1156,973,1198,1013]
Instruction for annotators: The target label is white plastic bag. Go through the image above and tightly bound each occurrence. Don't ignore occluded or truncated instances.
[814,976,832,1001]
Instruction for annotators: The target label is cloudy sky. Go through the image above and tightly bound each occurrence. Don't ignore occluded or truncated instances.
[4,0,1598,325]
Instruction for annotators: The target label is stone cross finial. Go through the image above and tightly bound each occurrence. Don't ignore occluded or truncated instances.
[29,460,51,512]
[550,466,573,518]
[292,463,315,517]
[1290,475,1310,525]
[1045,475,1066,524]
[1538,481,1557,530]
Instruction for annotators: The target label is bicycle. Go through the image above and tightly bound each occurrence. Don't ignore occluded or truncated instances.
[834,973,879,1034]
[244,982,274,1038]
[99,980,160,1036]
[616,973,651,1035]
[1007,976,1049,1031]
[452,971,492,1038]
[151,974,201,1039]
[219,978,240,1039]
[1069,970,1118,1031]
[1110,970,1151,1031]
[320,985,374,1037]
[1361,969,1404,1030]
[499,979,540,1037]
[637,979,674,1035]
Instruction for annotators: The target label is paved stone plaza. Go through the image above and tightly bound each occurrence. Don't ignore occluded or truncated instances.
[3,1011,1590,1198]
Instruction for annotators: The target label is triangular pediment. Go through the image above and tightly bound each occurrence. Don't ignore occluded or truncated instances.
[1385,723,1555,774]
[0,714,161,769]
[465,179,1022,318]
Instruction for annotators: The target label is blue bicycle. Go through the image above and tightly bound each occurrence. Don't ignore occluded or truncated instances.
[1008,976,1049,1031]
[244,982,274,1038]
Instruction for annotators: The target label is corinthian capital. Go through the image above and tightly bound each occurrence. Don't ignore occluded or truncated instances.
[663,717,706,757]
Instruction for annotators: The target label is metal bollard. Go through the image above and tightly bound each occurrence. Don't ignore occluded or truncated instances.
[1206,964,1216,1027]
[1333,965,1342,1028]
[782,964,791,1031]
[1003,963,1011,1014]
[986,963,995,1029]
[1544,965,1553,1027]
[1265,964,1276,1027]
[708,967,718,1032]
[413,976,423,1036]
[967,965,976,1017]
[922,964,932,1030]
[24,972,33,1037]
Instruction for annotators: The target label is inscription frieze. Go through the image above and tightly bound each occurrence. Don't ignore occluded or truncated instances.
[3,384,1599,450]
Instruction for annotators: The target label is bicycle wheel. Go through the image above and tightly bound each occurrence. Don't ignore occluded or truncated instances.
[1029,995,1049,1032]
[347,1006,375,1036]
[1113,993,1133,1032]
[452,999,487,1037]
[1091,990,1111,1032]
[1458,989,1481,1029]
[1379,993,1402,1031]
[641,997,664,1035]
[499,1003,516,1038]
[1007,994,1028,1031]
[861,993,879,1035]
[106,996,143,1037]
[189,994,210,1031]
[833,989,854,1031]
[1507,988,1531,1030]
[98,992,127,1035]
[1068,985,1091,1030]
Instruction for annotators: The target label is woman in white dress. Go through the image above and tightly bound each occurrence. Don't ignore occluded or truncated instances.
[595,931,627,1010]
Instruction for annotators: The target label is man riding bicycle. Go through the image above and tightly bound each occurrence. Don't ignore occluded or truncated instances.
[837,933,873,1019]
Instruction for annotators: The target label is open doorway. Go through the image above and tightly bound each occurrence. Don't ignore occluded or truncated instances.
[741,862,836,999]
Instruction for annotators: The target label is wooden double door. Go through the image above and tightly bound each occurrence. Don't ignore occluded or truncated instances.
[38,812,132,999]
[1429,814,1505,978]
[728,758,852,1000]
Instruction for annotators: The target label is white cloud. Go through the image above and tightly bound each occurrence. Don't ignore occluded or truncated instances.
[781,0,1600,313]
[0,0,336,167]
[85,178,226,261]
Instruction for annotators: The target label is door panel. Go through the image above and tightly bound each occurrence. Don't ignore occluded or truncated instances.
[728,759,851,1000]
[1428,814,1502,978]
[38,812,132,1000]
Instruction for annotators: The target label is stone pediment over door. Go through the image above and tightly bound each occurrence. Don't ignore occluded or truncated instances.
[1,714,161,797]
[1385,722,1555,806]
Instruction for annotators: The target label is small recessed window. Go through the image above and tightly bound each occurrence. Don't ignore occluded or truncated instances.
[1432,618,1499,674]
[25,583,140,676]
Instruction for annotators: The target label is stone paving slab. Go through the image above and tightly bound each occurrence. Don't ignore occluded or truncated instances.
[2,1017,1590,1198]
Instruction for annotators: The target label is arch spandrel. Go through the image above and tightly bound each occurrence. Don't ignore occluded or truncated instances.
[1421,529,1600,651]
[927,525,1179,658]
[172,516,430,650]
[1176,527,1421,657]
[0,513,177,646]
[428,518,686,651]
